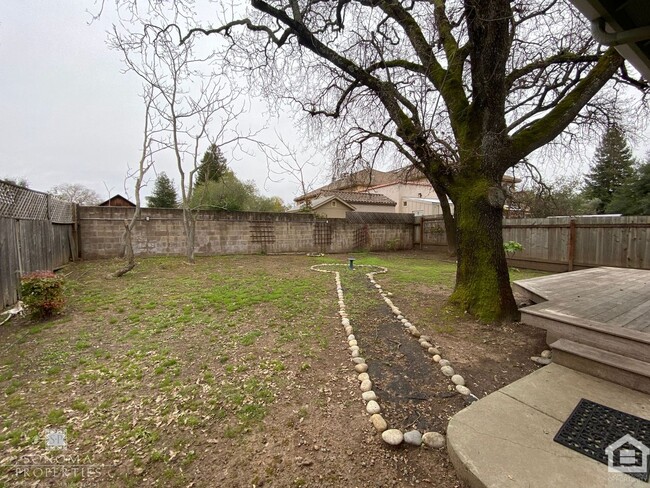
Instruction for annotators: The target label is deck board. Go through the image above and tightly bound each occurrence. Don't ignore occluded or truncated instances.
[514,267,650,335]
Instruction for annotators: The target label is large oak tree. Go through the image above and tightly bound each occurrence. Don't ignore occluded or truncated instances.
[128,0,645,321]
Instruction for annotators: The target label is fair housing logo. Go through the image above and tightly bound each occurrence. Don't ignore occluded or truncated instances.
[606,434,650,478]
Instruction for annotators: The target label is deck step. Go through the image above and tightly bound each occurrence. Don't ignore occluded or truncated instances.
[550,338,650,394]
[521,307,650,363]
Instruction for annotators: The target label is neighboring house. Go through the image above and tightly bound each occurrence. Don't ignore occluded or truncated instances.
[367,167,441,216]
[295,168,426,215]
[98,194,136,207]
[296,195,355,219]
[291,191,396,218]
[296,167,518,216]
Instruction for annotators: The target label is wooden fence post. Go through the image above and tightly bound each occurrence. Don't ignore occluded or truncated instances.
[568,218,576,271]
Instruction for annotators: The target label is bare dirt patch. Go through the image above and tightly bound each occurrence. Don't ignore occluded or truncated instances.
[0,251,547,487]
[335,260,547,487]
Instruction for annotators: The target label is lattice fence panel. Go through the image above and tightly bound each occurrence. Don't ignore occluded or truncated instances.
[49,198,75,224]
[0,180,74,223]
[354,224,370,250]
[0,181,48,220]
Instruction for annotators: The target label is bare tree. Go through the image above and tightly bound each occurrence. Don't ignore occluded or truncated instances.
[102,181,115,203]
[50,183,101,205]
[266,134,322,209]
[110,26,258,263]
[506,161,590,217]
[113,85,161,277]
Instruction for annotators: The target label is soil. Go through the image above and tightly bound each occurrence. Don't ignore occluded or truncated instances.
[0,251,548,488]
[215,255,547,488]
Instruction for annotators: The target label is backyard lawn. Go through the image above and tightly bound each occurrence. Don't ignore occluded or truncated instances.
[0,251,547,487]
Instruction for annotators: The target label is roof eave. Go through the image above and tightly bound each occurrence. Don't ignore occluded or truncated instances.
[569,0,650,80]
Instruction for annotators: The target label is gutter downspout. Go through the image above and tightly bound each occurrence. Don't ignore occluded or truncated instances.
[591,18,650,46]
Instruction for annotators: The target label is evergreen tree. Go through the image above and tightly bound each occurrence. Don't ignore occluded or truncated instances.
[607,161,650,215]
[194,144,228,188]
[583,125,636,214]
[146,172,178,208]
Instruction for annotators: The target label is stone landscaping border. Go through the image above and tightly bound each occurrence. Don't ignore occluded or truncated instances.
[311,263,478,448]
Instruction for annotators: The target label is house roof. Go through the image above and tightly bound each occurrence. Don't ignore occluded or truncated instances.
[295,167,519,203]
[310,195,356,211]
[325,168,395,190]
[98,194,136,207]
[388,166,428,183]
[296,169,393,202]
[295,168,412,203]
[316,190,396,206]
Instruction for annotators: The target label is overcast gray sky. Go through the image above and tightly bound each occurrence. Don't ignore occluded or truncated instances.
[0,1,325,205]
[2,2,648,206]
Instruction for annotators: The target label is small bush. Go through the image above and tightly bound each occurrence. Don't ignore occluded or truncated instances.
[20,271,65,319]
[503,240,524,256]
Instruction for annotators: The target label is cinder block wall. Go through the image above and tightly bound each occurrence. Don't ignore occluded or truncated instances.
[78,207,413,258]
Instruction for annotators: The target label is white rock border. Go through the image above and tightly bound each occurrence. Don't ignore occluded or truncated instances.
[311,262,456,448]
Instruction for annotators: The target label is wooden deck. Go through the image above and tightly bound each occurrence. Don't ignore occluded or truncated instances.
[514,267,650,333]
[513,267,650,393]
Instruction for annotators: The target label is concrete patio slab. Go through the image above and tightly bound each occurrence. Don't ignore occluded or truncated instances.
[447,364,650,488]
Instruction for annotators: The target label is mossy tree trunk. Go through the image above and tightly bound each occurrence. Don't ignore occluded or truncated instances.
[449,176,518,322]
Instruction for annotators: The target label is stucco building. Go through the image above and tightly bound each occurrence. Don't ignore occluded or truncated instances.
[294,167,520,217]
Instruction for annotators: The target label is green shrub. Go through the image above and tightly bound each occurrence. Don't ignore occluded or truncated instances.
[503,240,524,256]
[20,271,65,319]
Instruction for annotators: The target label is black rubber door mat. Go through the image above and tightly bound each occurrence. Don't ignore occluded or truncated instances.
[554,398,650,482]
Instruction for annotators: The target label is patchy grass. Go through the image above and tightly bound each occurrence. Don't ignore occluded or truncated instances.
[0,251,549,487]
[314,252,546,288]
[0,254,336,486]
[350,253,458,286]
[313,252,546,329]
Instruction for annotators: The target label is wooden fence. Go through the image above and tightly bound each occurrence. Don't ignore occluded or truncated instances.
[416,215,650,272]
[0,181,77,308]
